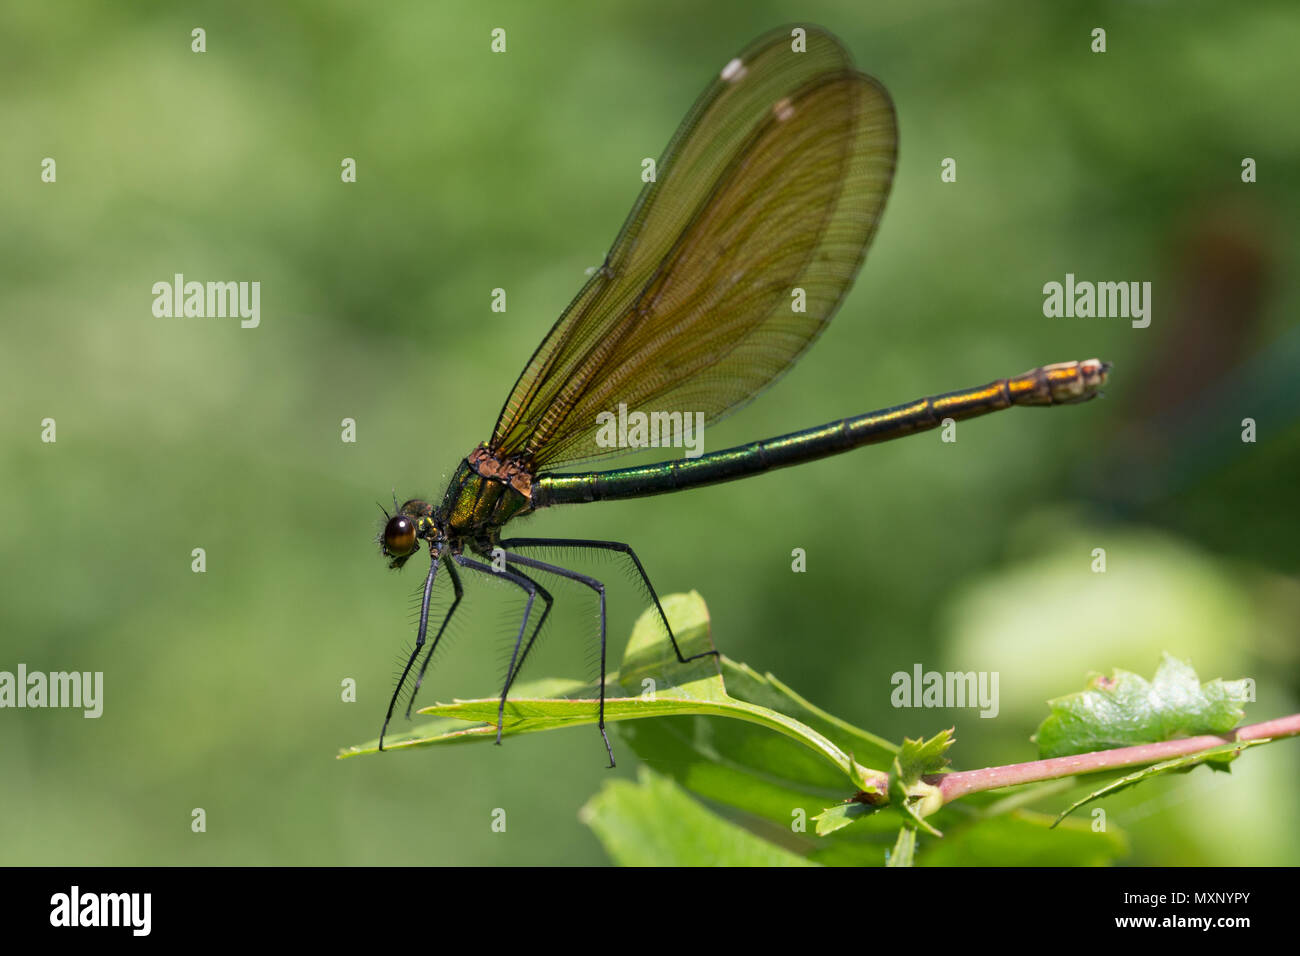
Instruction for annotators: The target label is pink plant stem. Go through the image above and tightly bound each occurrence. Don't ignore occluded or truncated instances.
[928,712,1300,804]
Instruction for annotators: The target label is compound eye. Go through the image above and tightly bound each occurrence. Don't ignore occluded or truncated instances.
[383,515,418,557]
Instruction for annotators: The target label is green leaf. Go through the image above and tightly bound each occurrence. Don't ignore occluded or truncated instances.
[895,728,955,781]
[620,713,858,832]
[886,826,917,867]
[1050,739,1271,827]
[339,592,888,796]
[718,660,897,769]
[580,766,817,866]
[1033,653,1251,759]
[812,800,877,837]
[887,730,953,836]
[919,809,1128,866]
[617,642,897,831]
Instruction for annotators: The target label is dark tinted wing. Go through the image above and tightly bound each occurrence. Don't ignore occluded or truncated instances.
[491,25,897,469]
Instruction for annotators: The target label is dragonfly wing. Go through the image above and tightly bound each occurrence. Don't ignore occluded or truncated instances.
[490,25,897,469]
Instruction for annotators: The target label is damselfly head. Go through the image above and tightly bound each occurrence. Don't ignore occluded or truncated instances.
[379,498,437,568]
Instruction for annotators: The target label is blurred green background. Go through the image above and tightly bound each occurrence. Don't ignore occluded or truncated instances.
[3,0,1297,865]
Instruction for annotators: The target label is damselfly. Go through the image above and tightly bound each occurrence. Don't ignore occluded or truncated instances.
[374,25,1109,763]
